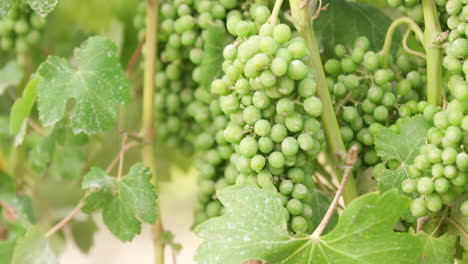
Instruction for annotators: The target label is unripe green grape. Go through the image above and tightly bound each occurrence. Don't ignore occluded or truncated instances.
[417,177,434,194]
[426,194,443,212]
[291,216,308,233]
[258,137,274,154]
[288,60,308,80]
[292,184,308,200]
[250,154,266,171]
[285,112,304,132]
[239,136,258,157]
[303,97,323,117]
[287,199,304,216]
[340,126,354,143]
[268,151,285,169]
[281,137,299,156]
[442,147,458,165]
[444,165,458,179]
[402,179,417,193]
[288,41,306,59]
[411,197,428,217]
[288,167,305,183]
[324,59,342,77]
[461,200,468,216]
[373,106,389,122]
[452,172,466,186]
[280,180,294,195]
[341,57,357,73]
[273,24,291,44]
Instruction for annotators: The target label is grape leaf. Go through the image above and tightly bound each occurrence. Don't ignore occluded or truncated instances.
[26,0,58,17]
[10,77,40,135]
[448,194,468,250]
[0,239,15,264]
[199,25,227,89]
[70,216,98,253]
[0,0,15,18]
[195,185,422,264]
[0,61,23,95]
[315,0,400,59]
[11,226,57,264]
[36,36,130,134]
[308,190,337,234]
[374,116,431,191]
[29,121,86,180]
[81,163,158,242]
[416,233,455,264]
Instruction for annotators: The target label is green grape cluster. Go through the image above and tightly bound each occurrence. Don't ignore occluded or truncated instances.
[207,14,326,233]
[404,0,468,217]
[0,4,44,60]
[386,0,424,24]
[324,39,426,170]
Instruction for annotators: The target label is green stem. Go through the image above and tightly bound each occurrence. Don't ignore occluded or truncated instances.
[268,0,284,24]
[380,17,425,68]
[143,0,164,263]
[421,0,443,106]
[288,0,358,205]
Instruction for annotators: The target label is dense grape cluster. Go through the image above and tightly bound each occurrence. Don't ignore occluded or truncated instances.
[324,39,426,171]
[404,0,468,217]
[202,14,327,233]
[386,0,450,25]
[0,3,44,63]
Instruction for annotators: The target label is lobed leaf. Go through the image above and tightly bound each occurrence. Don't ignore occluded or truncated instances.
[195,185,422,264]
[315,0,400,59]
[11,226,57,264]
[81,163,158,241]
[36,36,130,134]
[374,116,431,191]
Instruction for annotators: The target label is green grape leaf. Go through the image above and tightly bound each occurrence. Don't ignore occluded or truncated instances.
[0,239,16,264]
[81,163,158,242]
[0,171,15,194]
[70,216,98,253]
[0,0,15,18]
[0,61,23,95]
[160,231,182,253]
[195,185,422,264]
[315,0,400,59]
[36,36,130,134]
[26,0,58,17]
[308,190,337,234]
[448,193,468,250]
[374,115,431,191]
[10,77,40,135]
[29,121,86,180]
[199,25,227,89]
[416,233,455,264]
[11,226,57,264]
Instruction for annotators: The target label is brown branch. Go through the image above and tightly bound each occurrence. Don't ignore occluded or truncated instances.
[117,133,128,180]
[311,145,358,239]
[125,36,146,76]
[45,201,84,238]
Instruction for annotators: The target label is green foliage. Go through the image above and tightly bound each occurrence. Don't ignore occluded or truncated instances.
[374,116,431,191]
[315,0,400,59]
[36,36,129,134]
[199,25,227,89]
[416,233,456,264]
[81,163,158,241]
[10,76,39,135]
[0,61,23,95]
[196,185,422,264]
[26,0,59,17]
[11,226,57,264]
[70,216,98,253]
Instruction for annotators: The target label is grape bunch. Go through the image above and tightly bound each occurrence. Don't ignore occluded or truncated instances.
[0,3,45,62]
[386,0,450,25]
[324,39,426,171]
[206,14,326,233]
[403,0,468,217]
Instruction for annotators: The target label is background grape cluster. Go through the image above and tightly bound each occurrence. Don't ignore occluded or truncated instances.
[400,0,468,217]
[324,39,426,172]
[0,3,44,65]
